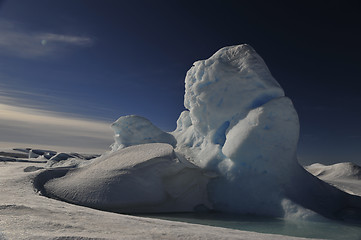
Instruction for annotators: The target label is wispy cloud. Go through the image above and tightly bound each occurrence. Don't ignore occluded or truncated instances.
[0,82,115,153]
[0,102,114,154]
[0,81,115,121]
[0,20,94,59]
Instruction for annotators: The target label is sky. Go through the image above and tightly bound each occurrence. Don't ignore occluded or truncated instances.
[0,0,360,163]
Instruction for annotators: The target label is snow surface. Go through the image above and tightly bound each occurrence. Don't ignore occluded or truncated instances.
[306,162,361,196]
[1,160,319,240]
[2,150,361,239]
[40,143,211,213]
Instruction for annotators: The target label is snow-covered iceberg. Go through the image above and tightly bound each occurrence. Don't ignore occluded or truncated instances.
[173,45,286,169]
[37,44,361,221]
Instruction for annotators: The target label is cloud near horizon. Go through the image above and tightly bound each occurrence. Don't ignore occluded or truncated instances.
[0,20,94,59]
[0,102,114,153]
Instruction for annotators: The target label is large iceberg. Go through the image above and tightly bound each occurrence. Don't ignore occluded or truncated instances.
[37,44,361,221]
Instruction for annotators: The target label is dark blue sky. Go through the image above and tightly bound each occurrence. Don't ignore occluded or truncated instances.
[0,0,360,163]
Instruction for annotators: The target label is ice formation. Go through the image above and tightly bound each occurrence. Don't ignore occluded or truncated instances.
[173,45,286,169]
[111,115,176,150]
[40,143,210,212]
[37,44,361,221]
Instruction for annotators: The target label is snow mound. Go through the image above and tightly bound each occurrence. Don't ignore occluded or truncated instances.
[35,44,361,221]
[306,162,361,180]
[305,162,361,198]
[40,143,211,213]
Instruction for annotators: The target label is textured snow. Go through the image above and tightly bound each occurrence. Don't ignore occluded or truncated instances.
[307,162,361,181]
[1,161,319,240]
[174,44,285,168]
[40,143,210,213]
[306,162,361,196]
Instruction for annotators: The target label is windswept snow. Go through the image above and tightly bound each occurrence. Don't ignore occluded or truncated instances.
[307,162,361,181]
[306,162,361,196]
[40,143,211,213]
[1,161,319,240]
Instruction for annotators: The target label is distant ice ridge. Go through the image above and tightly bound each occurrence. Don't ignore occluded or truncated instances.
[306,162,361,196]
[39,44,361,221]
[306,162,361,181]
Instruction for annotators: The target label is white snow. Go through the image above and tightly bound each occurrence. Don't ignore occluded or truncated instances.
[41,143,211,213]
[0,160,319,240]
[306,162,361,196]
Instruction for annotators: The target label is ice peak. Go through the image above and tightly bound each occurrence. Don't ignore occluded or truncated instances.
[211,44,258,61]
[176,44,287,168]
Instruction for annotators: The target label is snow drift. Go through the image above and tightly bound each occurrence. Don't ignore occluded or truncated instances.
[307,162,361,181]
[36,44,361,221]
[306,162,361,197]
[40,143,210,213]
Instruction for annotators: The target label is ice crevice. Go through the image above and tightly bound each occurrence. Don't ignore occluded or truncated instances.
[36,44,361,221]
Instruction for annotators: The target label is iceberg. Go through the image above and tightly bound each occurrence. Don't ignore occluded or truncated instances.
[174,45,285,169]
[37,44,361,221]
